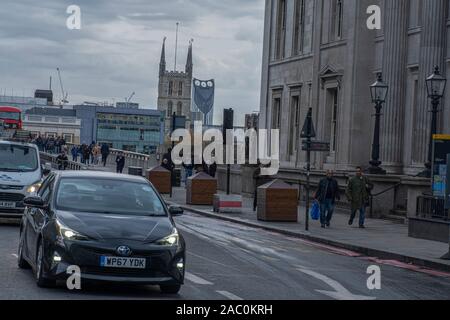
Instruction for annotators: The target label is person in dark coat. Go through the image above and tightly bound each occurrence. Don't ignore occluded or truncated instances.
[209,161,217,178]
[101,143,110,167]
[346,167,374,228]
[56,151,69,170]
[116,152,126,174]
[314,170,340,228]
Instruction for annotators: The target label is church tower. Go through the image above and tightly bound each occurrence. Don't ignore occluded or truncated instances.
[157,37,193,139]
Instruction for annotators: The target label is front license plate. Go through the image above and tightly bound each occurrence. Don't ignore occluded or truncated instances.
[100,256,146,269]
[0,202,16,209]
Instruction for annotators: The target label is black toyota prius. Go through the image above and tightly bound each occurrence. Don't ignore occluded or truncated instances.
[18,171,185,294]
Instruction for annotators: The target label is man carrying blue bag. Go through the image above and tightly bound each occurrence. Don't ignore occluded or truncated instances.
[314,170,340,229]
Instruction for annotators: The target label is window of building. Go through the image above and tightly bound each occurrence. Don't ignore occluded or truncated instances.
[293,0,306,56]
[178,82,183,96]
[63,133,74,143]
[329,89,339,152]
[46,132,57,138]
[168,81,174,96]
[288,94,301,156]
[331,0,344,41]
[272,96,282,130]
[275,0,287,60]
[167,101,173,118]
[177,102,183,116]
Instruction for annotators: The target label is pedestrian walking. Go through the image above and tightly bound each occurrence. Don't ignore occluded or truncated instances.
[71,145,78,162]
[116,152,126,173]
[346,167,374,228]
[101,143,110,167]
[314,170,340,228]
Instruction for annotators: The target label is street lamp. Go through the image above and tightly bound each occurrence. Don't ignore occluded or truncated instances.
[368,72,388,174]
[421,66,447,177]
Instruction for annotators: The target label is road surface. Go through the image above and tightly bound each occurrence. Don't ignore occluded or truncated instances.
[1,211,450,300]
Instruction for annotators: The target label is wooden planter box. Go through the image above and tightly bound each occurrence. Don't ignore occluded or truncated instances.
[186,172,217,205]
[257,179,298,222]
[146,166,171,194]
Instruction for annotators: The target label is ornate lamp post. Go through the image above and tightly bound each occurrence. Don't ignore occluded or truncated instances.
[368,73,389,174]
[421,66,447,178]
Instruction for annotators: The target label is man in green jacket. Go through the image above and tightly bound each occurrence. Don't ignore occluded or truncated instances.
[346,167,373,228]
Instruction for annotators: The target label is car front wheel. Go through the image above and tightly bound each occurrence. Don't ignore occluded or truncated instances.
[17,232,30,269]
[160,284,181,294]
[35,239,56,288]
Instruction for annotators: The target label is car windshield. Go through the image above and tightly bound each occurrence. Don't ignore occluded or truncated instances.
[55,178,167,216]
[0,144,38,172]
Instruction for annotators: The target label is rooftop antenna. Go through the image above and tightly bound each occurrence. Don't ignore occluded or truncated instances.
[174,22,179,71]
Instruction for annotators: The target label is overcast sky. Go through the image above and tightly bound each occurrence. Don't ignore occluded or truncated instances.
[0,0,264,125]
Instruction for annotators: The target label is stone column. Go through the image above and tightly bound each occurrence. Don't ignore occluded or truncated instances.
[380,0,409,172]
[413,0,447,164]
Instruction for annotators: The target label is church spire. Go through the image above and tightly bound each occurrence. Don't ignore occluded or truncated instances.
[159,37,167,76]
[185,39,193,75]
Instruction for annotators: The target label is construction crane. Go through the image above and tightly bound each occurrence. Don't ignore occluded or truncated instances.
[56,67,69,106]
[125,92,135,108]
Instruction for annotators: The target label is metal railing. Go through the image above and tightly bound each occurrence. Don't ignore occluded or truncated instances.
[416,195,449,221]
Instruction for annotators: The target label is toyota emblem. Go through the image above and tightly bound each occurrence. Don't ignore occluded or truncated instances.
[116,246,132,257]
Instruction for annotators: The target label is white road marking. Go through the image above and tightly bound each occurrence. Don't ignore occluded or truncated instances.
[295,265,376,300]
[11,254,18,258]
[216,290,243,300]
[185,272,214,285]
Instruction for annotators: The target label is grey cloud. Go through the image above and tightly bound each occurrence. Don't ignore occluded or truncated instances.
[0,0,264,125]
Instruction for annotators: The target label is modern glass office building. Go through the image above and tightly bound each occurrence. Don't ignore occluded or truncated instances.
[74,105,164,154]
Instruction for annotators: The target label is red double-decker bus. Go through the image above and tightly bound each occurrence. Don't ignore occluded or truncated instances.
[0,106,22,130]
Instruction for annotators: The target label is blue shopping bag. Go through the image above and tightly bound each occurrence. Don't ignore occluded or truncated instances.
[310,201,320,221]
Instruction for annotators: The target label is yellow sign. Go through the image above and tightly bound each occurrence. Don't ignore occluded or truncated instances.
[433,134,450,141]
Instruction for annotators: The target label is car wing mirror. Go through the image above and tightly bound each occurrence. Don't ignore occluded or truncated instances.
[169,205,184,216]
[23,196,45,209]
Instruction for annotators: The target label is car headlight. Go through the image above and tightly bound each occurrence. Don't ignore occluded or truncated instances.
[156,228,179,246]
[26,182,42,194]
[56,220,89,243]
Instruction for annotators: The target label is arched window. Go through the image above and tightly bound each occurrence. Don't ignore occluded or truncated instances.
[167,101,173,118]
[177,102,183,116]
[178,81,183,96]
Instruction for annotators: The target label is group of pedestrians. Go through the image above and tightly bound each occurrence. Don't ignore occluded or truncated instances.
[70,142,110,166]
[33,135,66,154]
[314,167,373,229]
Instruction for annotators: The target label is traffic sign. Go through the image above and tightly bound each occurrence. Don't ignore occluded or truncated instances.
[300,108,316,139]
[302,141,331,152]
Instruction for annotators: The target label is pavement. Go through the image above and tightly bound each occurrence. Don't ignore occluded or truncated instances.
[2,212,450,300]
[163,186,450,273]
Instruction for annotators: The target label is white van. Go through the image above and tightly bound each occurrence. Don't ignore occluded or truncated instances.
[0,140,42,218]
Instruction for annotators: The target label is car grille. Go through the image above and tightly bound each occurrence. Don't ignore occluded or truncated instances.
[81,266,167,278]
[69,245,173,278]
[0,193,24,202]
[0,185,23,191]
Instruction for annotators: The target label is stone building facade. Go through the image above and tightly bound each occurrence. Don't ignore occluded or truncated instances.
[259,0,450,175]
[157,38,193,139]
